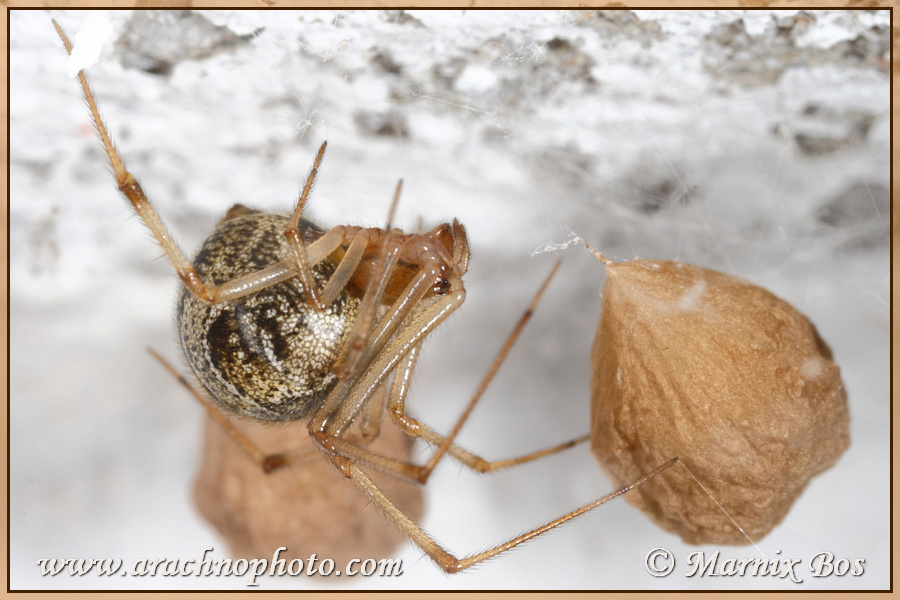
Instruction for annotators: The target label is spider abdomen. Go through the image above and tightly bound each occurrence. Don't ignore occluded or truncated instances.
[178,211,360,422]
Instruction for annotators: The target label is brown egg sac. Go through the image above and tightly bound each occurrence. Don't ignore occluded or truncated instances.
[589,259,850,545]
[194,415,424,569]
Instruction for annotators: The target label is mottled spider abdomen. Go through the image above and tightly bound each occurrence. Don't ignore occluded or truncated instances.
[178,210,360,422]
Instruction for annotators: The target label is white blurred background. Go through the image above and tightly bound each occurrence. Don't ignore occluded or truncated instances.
[10,9,890,590]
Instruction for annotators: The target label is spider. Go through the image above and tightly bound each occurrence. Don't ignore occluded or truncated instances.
[54,19,676,573]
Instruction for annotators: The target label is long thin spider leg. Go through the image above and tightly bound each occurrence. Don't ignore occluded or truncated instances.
[317,228,375,307]
[284,142,330,310]
[206,223,363,303]
[316,262,559,477]
[421,261,561,478]
[338,256,444,389]
[210,226,364,302]
[55,19,340,309]
[207,260,296,303]
[312,269,444,431]
[357,262,435,369]
[332,237,404,381]
[371,341,590,478]
[321,424,588,484]
[391,356,591,473]
[312,286,465,437]
[283,151,402,319]
[53,19,222,304]
[358,376,389,443]
[148,349,317,472]
[338,454,679,573]
[333,180,404,379]
[312,339,585,483]
[390,336,589,473]
[310,266,585,483]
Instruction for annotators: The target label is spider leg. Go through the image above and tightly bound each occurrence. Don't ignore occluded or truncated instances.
[390,355,589,475]
[316,261,563,482]
[316,263,586,483]
[313,270,465,434]
[54,20,355,309]
[417,261,561,476]
[318,228,377,306]
[332,181,404,379]
[148,349,318,472]
[335,453,679,573]
[54,20,221,304]
[386,343,589,476]
[284,142,332,310]
[357,373,389,443]
[283,150,405,327]
[332,233,404,380]
[315,415,587,485]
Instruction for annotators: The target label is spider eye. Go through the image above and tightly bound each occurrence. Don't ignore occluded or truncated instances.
[433,278,451,294]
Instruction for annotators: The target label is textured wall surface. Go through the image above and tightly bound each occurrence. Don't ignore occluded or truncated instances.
[11,9,889,590]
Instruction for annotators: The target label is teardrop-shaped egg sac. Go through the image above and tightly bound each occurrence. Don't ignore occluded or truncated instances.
[590,259,850,545]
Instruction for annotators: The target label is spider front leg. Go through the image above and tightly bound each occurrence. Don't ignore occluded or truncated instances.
[54,20,221,301]
[54,20,349,309]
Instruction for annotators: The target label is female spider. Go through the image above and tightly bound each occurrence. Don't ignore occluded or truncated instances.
[54,19,675,574]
